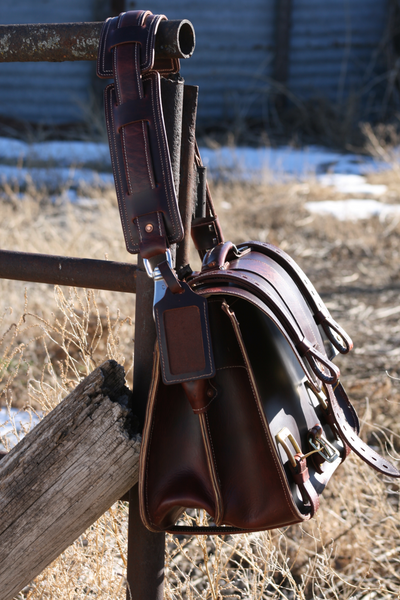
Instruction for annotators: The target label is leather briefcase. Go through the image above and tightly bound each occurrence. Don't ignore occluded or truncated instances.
[138,241,400,534]
[98,10,400,535]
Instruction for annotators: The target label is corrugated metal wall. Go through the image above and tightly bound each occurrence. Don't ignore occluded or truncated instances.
[288,0,389,105]
[131,0,276,126]
[0,0,391,126]
[0,0,97,124]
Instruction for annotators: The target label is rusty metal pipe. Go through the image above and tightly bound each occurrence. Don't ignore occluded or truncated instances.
[0,249,137,293]
[0,19,195,62]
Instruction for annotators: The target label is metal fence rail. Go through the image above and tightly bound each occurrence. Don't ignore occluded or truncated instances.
[0,20,195,62]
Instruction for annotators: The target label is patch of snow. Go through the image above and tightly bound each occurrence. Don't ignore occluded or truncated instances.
[305,199,400,221]
[27,140,111,168]
[0,164,114,191]
[199,145,387,181]
[0,137,111,169]
[221,201,232,210]
[317,174,387,196]
[0,407,40,451]
[0,138,394,209]
[0,137,27,162]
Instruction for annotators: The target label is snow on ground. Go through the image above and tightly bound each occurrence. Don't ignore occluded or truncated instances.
[0,138,111,169]
[0,137,390,187]
[0,137,398,221]
[305,199,400,221]
[318,174,387,196]
[199,145,385,180]
[0,164,114,191]
[0,407,40,452]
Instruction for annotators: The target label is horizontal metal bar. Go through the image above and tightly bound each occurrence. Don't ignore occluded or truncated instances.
[0,249,137,293]
[0,19,195,62]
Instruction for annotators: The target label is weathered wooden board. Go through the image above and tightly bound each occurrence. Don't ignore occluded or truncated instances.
[0,360,141,600]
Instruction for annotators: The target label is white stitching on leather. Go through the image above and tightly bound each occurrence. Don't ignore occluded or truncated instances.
[216,365,247,371]
[149,73,179,238]
[142,121,155,188]
[204,412,223,524]
[198,412,223,525]
[156,211,162,235]
[135,43,142,99]
[145,15,157,70]
[121,128,133,195]
[100,18,113,76]
[154,308,168,379]
[136,217,143,242]
[114,42,122,105]
[142,343,161,528]
[154,300,214,384]
[107,86,135,248]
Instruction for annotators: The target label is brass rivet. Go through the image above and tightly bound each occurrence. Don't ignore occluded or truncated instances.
[207,389,214,398]
[145,223,154,233]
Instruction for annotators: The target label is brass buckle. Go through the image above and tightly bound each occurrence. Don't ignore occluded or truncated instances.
[276,426,339,467]
[275,427,302,468]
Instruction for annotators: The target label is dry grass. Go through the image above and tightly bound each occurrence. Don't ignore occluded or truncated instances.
[1,166,400,599]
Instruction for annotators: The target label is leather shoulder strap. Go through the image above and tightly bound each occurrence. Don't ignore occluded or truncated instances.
[327,383,400,477]
[190,143,225,258]
[97,11,184,258]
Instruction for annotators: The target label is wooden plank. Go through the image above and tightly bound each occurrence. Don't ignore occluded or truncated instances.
[0,360,141,600]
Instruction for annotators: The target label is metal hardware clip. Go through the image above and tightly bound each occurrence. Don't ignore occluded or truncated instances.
[276,426,339,468]
[143,249,173,318]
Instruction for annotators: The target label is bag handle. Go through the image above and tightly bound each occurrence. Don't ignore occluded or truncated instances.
[238,242,353,355]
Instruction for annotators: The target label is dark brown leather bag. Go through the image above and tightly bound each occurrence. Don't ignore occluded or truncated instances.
[138,241,400,534]
[98,10,400,535]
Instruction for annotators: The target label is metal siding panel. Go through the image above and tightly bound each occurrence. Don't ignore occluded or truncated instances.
[131,0,276,124]
[1,0,389,126]
[287,0,389,103]
[0,0,96,123]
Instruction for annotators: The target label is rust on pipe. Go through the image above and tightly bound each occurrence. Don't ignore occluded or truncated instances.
[0,19,195,62]
[0,249,137,293]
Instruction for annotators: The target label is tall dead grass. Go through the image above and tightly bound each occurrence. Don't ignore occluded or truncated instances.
[1,171,400,599]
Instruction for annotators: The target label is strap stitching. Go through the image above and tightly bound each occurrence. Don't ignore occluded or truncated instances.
[154,300,213,384]
[121,128,133,195]
[106,86,135,247]
[149,73,178,236]
[142,121,155,188]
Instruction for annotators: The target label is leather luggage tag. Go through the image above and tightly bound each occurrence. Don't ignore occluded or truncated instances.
[154,282,215,385]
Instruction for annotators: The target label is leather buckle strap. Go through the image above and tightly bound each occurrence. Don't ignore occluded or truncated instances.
[97,10,184,259]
